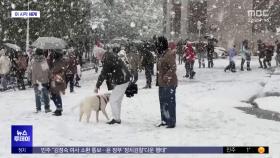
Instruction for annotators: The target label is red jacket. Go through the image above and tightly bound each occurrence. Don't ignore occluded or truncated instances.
[184,43,195,62]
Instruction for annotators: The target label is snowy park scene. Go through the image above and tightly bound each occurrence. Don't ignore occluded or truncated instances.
[0,0,280,158]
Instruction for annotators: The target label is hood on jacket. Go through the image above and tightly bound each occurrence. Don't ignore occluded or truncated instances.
[157,36,168,55]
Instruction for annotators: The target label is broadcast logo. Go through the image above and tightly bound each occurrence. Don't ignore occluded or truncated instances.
[11,125,33,154]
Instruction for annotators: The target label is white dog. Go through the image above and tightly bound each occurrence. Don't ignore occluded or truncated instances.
[79,93,110,123]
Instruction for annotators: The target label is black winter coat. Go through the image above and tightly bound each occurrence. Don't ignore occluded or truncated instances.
[141,50,154,67]
[96,52,131,89]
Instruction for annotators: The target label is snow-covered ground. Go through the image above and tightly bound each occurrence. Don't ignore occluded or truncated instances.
[0,57,280,158]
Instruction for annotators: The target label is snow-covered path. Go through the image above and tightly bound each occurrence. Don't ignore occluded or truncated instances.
[0,57,279,158]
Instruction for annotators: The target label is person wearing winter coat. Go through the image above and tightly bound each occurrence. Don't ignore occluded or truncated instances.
[141,43,154,89]
[50,51,67,116]
[0,49,11,91]
[31,49,51,113]
[257,41,266,68]
[65,51,78,93]
[118,46,129,65]
[196,40,206,68]
[184,42,196,79]
[240,40,251,71]
[224,45,236,72]
[156,36,178,128]
[263,44,274,69]
[206,41,214,68]
[75,57,82,87]
[94,50,131,125]
[176,39,184,65]
[16,52,28,90]
[126,45,141,84]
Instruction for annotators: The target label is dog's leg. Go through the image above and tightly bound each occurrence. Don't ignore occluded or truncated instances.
[86,112,92,123]
[96,111,99,123]
[79,111,83,122]
[101,109,110,120]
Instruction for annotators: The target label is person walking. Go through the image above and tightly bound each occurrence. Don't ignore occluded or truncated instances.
[50,51,67,116]
[94,49,131,125]
[31,49,51,113]
[156,36,178,128]
[224,45,236,72]
[184,42,196,79]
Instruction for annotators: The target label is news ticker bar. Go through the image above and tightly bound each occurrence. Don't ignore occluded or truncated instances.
[12,146,269,154]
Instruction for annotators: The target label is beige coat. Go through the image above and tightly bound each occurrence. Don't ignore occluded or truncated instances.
[31,55,50,85]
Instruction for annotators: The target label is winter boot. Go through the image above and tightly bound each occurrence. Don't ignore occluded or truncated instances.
[143,85,151,89]
[53,110,62,116]
[45,109,52,113]
[107,119,121,125]
[190,71,196,79]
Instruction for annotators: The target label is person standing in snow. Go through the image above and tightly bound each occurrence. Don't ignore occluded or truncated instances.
[176,38,184,65]
[141,43,154,89]
[0,49,11,91]
[126,44,141,84]
[263,44,274,69]
[75,56,82,87]
[65,50,78,93]
[16,52,28,90]
[224,45,236,72]
[206,40,215,68]
[240,40,251,71]
[197,40,206,68]
[257,40,266,68]
[50,51,67,116]
[94,50,131,124]
[184,42,196,79]
[118,46,129,65]
[31,49,51,113]
[156,36,178,128]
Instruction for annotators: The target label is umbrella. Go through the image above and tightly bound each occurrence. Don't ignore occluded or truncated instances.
[3,43,21,51]
[32,37,67,49]
[109,37,129,45]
